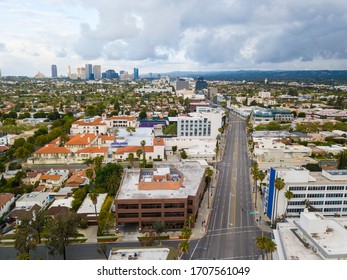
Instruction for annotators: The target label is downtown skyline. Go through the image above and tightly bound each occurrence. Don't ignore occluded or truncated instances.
[1,0,347,76]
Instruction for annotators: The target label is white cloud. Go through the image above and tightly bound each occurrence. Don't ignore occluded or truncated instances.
[1,0,347,75]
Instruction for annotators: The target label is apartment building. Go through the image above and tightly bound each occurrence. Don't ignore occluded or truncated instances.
[264,167,347,222]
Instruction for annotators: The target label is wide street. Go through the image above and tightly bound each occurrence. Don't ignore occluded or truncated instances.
[189,114,263,260]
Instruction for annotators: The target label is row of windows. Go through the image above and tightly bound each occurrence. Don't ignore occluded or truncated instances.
[290,193,347,198]
[287,207,347,213]
[119,212,186,218]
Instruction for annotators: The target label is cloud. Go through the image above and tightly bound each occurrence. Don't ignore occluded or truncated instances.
[0,42,6,52]
[71,0,347,69]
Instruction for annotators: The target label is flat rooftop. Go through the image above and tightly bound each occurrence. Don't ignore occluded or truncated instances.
[109,248,170,260]
[117,161,204,200]
[276,216,347,260]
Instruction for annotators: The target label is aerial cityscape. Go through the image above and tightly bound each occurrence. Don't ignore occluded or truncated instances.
[1,0,347,262]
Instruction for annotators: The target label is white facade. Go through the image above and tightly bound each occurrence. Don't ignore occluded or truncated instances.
[177,110,224,140]
[15,192,50,210]
[264,168,347,221]
[274,210,347,260]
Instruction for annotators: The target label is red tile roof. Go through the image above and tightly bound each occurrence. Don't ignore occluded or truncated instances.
[65,134,97,146]
[106,116,136,121]
[40,174,61,180]
[34,144,72,154]
[115,146,154,155]
[73,117,106,126]
[153,137,165,146]
[0,193,14,208]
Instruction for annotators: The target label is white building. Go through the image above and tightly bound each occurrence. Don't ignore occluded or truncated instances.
[15,192,50,210]
[264,167,347,222]
[177,110,225,140]
[253,138,314,170]
[274,210,347,260]
[70,117,107,135]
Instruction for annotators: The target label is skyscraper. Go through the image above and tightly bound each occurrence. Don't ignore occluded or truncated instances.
[93,65,101,80]
[51,64,57,78]
[133,68,139,80]
[85,64,93,80]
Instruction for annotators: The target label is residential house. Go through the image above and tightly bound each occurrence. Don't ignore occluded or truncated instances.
[75,146,109,161]
[65,170,89,188]
[39,169,69,190]
[31,144,72,164]
[0,193,15,217]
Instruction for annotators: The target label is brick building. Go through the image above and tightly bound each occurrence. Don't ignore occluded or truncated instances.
[114,161,206,231]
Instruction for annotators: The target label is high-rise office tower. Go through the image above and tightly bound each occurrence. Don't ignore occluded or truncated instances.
[85,64,93,80]
[93,65,101,80]
[68,65,71,79]
[133,68,139,80]
[51,65,58,78]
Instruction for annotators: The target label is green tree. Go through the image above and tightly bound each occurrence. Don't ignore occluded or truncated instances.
[94,156,104,171]
[14,146,31,159]
[284,190,294,217]
[256,235,268,260]
[136,149,142,161]
[139,110,147,120]
[163,123,177,135]
[297,112,306,118]
[180,226,192,240]
[128,152,135,168]
[89,191,99,219]
[178,240,190,256]
[32,210,47,244]
[274,177,285,223]
[141,140,146,166]
[153,221,165,244]
[337,151,347,169]
[126,126,136,135]
[14,218,38,259]
[251,162,260,208]
[45,212,79,260]
[180,150,188,159]
[264,238,277,260]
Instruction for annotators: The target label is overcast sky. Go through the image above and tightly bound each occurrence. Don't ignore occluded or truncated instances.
[1,0,347,76]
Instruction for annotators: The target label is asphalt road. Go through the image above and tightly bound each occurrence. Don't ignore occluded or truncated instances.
[189,114,262,260]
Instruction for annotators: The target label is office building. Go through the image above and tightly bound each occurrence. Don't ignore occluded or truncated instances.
[51,64,57,78]
[264,167,347,222]
[250,107,294,124]
[175,78,190,91]
[93,65,101,80]
[195,77,208,91]
[85,64,93,80]
[114,161,206,231]
[105,70,119,79]
[133,68,139,80]
[176,109,225,139]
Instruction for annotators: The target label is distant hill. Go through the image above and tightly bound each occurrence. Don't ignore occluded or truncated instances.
[160,70,347,84]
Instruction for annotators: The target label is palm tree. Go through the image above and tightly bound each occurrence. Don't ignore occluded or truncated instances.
[256,235,268,260]
[128,153,135,168]
[94,155,104,170]
[140,140,146,166]
[178,240,190,257]
[85,168,94,185]
[106,174,119,195]
[180,226,192,240]
[264,238,277,260]
[274,177,285,224]
[136,149,142,162]
[187,215,194,229]
[89,191,99,220]
[284,190,294,217]
[205,167,214,209]
[251,162,260,208]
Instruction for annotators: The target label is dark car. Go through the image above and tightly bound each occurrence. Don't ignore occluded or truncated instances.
[1,226,13,234]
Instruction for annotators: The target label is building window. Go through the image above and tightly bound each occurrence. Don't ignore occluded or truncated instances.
[141,212,161,217]
[327,186,344,191]
[293,194,306,198]
[141,203,161,209]
[325,201,342,205]
[307,193,324,198]
[289,186,307,191]
[307,186,325,191]
[164,212,185,217]
[323,208,342,212]
[326,193,343,198]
